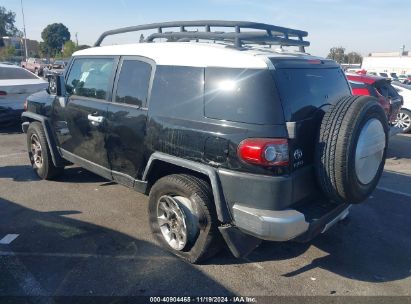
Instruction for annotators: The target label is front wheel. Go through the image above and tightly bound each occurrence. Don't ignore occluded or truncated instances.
[27,122,64,180]
[148,174,222,263]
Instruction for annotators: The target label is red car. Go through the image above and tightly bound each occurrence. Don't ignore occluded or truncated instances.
[346,73,403,124]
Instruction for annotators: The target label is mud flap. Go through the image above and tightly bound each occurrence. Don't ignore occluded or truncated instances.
[218,225,262,258]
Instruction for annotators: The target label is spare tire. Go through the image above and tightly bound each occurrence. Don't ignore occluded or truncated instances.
[315,95,388,204]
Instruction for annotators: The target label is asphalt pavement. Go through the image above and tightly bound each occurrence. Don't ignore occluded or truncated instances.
[0,123,410,299]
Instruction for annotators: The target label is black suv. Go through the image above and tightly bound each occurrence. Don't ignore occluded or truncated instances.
[22,21,388,263]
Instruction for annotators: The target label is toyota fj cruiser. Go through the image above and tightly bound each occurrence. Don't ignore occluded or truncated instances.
[22,21,388,263]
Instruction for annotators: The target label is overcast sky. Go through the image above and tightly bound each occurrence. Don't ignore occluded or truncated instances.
[3,0,411,57]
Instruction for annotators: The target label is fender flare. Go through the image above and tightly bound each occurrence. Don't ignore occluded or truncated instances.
[142,152,232,223]
[21,112,65,167]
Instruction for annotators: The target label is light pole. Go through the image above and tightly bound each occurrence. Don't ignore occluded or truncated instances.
[20,0,28,59]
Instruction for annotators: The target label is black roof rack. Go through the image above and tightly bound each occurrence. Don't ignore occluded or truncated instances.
[94,20,310,52]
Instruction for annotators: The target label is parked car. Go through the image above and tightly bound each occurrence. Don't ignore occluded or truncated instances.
[0,63,48,125]
[43,60,68,78]
[346,73,403,124]
[22,21,389,263]
[392,83,411,133]
[367,71,394,80]
[397,74,411,84]
[21,58,49,76]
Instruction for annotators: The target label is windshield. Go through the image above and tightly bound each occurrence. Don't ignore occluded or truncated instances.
[0,67,38,80]
[380,73,388,77]
[273,68,351,121]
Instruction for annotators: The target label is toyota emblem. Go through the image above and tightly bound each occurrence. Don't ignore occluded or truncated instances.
[294,149,303,160]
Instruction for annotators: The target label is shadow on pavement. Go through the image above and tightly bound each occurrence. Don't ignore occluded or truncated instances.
[0,165,40,182]
[0,197,233,297]
[237,180,411,283]
[387,134,411,160]
[0,166,107,184]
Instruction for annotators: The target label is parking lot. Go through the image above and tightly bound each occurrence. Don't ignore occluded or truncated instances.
[0,124,410,298]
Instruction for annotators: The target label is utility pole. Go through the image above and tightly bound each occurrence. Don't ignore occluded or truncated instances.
[20,0,28,59]
[75,32,78,47]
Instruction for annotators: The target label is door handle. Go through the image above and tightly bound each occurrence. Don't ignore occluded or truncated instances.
[87,114,104,126]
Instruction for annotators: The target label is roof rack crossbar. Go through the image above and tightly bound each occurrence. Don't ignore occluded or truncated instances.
[145,32,310,47]
[94,20,309,50]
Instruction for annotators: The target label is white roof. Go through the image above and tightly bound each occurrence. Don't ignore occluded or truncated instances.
[73,42,314,69]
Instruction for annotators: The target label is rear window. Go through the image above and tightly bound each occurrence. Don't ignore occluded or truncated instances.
[204,68,284,125]
[0,67,38,80]
[273,68,350,121]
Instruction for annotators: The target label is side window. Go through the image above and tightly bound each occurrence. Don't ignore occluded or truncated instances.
[66,58,114,100]
[115,60,152,107]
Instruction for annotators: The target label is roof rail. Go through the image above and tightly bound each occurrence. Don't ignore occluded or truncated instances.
[94,20,310,52]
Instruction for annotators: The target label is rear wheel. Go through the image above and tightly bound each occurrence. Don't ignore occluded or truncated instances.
[395,109,411,133]
[316,96,388,204]
[148,174,222,263]
[27,122,64,180]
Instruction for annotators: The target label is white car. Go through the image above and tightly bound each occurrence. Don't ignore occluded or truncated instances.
[392,83,411,133]
[0,63,48,124]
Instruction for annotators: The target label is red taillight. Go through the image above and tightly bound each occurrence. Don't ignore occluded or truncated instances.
[238,138,289,166]
[352,88,370,96]
[0,91,7,96]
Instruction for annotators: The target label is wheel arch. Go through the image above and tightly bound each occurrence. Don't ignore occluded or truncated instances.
[142,152,231,223]
[22,112,65,167]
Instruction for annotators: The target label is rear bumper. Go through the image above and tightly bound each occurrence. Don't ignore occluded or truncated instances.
[232,202,350,242]
[218,167,350,242]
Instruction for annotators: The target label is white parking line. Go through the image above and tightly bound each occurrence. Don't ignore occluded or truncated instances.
[0,234,19,244]
[376,186,411,199]
[0,249,52,301]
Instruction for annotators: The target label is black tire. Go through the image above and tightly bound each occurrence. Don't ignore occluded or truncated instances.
[395,109,411,133]
[148,174,222,263]
[27,122,64,180]
[315,95,388,204]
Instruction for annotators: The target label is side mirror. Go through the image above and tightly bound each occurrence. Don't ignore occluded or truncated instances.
[48,74,66,96]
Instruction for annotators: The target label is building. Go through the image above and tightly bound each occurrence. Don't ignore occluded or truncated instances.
[361,51,411,75]
[0,36,39,58]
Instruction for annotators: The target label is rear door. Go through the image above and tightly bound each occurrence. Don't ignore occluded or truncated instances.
[105,56,154,185]
[53,56,118,178]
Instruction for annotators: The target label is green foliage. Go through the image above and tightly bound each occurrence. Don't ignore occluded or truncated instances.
[0,6,21,36]
[62,40,76,58]
[346,52,363,64]
[41,23,71,56]
[327,46,362,64]
[0,45,15,60]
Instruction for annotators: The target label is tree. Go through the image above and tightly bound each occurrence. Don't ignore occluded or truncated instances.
[0,6,21,36]
[327,46,346,64]
[41,23,70,56]
[0,45,15,60]
[62,40,76,58]
[346,51,363,64]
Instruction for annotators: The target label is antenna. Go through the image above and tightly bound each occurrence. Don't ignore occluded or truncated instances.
[20,0,28,59]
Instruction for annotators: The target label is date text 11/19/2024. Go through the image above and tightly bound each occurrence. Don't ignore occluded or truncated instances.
[149,296,257,303]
